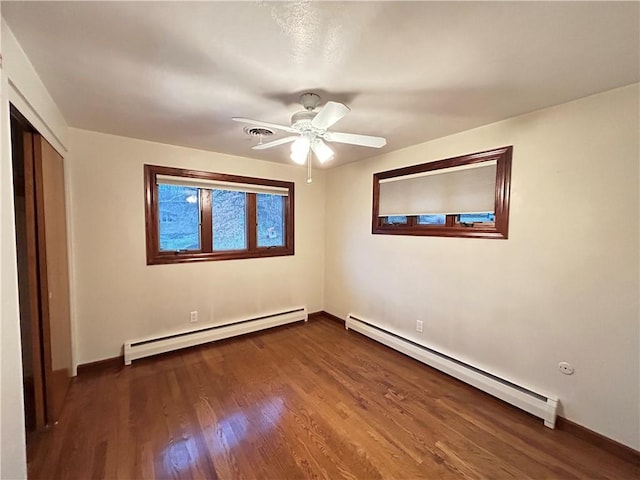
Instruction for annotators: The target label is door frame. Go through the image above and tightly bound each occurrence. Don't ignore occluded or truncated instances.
[10,104,73,430]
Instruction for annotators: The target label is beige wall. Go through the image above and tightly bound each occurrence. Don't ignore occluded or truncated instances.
[0,14,26,479]
[2,14,638,468]
[324,84,639,449]
[67,128,325,364]
[1,19,67,155]
[1,19,69,479]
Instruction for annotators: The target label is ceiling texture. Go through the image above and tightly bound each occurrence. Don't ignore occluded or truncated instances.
[3,1,639,168]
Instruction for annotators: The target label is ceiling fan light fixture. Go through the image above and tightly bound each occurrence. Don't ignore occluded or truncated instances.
[290,136,310,164]
[312,138,334,164]
[233,93,386,168]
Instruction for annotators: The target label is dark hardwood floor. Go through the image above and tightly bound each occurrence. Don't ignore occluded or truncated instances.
[27,316,638,479]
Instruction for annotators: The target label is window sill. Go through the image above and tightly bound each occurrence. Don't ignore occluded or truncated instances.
[147,247,294,265]
[372,225,507,239]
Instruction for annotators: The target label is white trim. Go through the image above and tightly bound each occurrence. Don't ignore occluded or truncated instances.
[64,152,79,376]
[8,82,67,155]
[2,20,68,154]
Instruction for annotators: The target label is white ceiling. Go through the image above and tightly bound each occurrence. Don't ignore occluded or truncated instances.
[3,1,639,168]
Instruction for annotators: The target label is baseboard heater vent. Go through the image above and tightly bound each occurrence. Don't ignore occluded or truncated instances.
[124,307,307,365]
[345,313,558,428]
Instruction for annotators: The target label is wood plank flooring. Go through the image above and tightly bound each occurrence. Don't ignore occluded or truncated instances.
[27,316,638,479]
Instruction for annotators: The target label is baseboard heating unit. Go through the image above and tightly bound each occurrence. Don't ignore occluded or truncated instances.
[345,313,559,428]
[124,307,307,365]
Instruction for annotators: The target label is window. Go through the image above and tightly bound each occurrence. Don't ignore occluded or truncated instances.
[384,215,409,225]
[372,146,512,239]
[257,193,286,247]
[145,165,294,264]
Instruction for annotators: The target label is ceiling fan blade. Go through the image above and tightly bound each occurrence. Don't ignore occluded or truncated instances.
[232,117,297,134]
[252,136,299,150]
[323,131,387,148]
[311,101,350,130]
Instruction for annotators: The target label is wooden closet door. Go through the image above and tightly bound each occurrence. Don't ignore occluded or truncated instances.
[34,135,72,423]
[21,131,47,429]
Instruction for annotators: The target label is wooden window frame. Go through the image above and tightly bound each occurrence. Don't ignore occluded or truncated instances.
[372,146,512,239]
[145,165,294,265]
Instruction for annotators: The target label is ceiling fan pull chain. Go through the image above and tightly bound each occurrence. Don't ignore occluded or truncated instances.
[307,150,313,184]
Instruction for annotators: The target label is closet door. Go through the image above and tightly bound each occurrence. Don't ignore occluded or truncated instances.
[34,135,72,422]
[21,131,47,429]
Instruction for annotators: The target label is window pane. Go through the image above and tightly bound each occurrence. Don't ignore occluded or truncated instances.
[158,184,200,251]
[459,213,495,223]
[212,190,246,250]
[385,215,408,225]
[257,194,285,247]
[417,214,446,225]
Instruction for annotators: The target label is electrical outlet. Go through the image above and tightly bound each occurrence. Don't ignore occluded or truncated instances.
[416,320,424,333]
[190,311,198,323]
[558,361,574,375]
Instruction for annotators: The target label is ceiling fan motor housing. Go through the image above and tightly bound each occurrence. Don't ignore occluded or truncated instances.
[232,91,386,159]
[291,110,318,132]
[299,92,321,111]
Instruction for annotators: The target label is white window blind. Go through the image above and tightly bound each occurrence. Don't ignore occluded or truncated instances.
[156,175,289,196]
[378,161,497,216]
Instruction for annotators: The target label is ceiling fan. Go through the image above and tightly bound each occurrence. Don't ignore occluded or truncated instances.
[232,93,386,165]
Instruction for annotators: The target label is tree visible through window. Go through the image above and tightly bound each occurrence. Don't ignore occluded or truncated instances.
[212,190,247,251]
[145,165,294,264]
[257,193,285,247]
[158,184,200,251]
